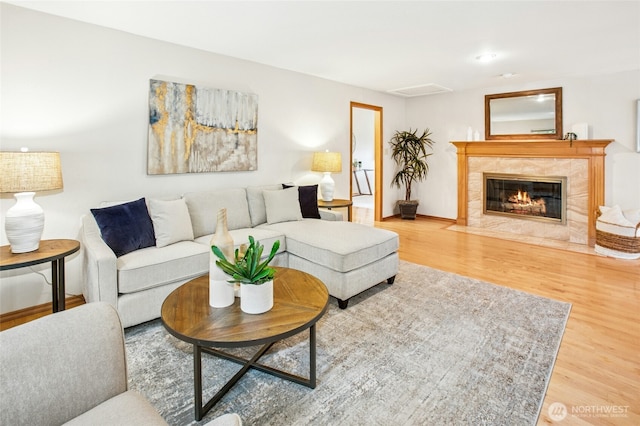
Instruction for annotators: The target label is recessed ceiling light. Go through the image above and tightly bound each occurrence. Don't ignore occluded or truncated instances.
[500,72,516,78]
[476,53,497,62]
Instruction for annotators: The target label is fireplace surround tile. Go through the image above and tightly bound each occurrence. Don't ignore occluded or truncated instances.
[467,157,589,244]
[452,140,613,246]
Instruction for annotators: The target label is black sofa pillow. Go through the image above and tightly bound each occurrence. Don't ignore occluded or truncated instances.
[282,184,321,219]
[90,198,156,257]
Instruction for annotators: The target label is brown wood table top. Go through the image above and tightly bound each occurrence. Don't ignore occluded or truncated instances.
[317,198,353,208]
[0,239,80,270]
[161,267,329,348]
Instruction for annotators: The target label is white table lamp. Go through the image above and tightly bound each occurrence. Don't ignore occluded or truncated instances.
[311,151,342,201]
[0,150,63,253]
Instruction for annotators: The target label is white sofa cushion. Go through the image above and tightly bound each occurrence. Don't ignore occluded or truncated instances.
[261,219,399,272]
[117,241,209,294]
[263,187,303,224]
[183,188,252,237]
[148,198,194,248]
[195,227,287,256]
[246,184,282,227]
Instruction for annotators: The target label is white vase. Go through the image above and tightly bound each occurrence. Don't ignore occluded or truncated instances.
[209,208,235,308]
[240,280,273,314]
[209,272,234,308]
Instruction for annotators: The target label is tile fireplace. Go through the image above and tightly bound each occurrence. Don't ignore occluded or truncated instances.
[452,140,613,246]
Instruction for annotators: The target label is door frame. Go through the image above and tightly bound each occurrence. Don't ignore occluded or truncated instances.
[350,102,383,222]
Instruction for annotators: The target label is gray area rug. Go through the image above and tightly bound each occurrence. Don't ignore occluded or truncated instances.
[125,261,570,426]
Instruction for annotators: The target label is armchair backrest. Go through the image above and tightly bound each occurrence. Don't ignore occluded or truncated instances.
[0,302,128,426]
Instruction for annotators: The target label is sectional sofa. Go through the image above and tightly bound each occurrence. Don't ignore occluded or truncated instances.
[82,184,399,327]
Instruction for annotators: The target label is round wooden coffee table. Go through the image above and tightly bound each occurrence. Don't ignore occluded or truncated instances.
[161,267,329,420]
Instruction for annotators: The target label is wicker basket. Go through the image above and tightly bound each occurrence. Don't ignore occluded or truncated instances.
[595,229,640,254]
[595,209,640,255]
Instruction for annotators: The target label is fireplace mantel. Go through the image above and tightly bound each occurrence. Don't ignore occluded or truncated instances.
[451,139,614,246]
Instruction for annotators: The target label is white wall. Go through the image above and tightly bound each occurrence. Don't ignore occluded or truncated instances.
[0,4,406,313]
[406,70,640,219]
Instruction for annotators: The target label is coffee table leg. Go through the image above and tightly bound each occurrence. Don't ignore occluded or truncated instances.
[310,324,316,388]
[194,345,204,421]
[193,326,319,420]
[195,343,272,420]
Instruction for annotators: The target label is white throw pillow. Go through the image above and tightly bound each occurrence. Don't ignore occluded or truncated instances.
[263,187,303,224]
[148,198,195,247]
[598,205,634,227]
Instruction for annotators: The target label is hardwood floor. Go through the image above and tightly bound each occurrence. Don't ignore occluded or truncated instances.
[3,210,638,425]
[0,295,85,331]
[373,213,639,426]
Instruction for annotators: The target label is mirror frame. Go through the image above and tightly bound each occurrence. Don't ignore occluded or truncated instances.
[485,87,563,140]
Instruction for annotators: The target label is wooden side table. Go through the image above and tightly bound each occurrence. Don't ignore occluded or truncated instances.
[0,239,80,313]
[318,198,353,222]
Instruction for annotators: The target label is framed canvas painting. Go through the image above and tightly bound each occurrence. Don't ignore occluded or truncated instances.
[148,79,258,174]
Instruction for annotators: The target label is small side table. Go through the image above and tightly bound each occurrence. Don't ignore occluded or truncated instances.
[0,239,80,313]
[318,198,353,222]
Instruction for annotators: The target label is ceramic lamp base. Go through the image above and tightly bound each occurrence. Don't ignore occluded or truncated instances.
[319,172,335,201]
[5,192,44,253]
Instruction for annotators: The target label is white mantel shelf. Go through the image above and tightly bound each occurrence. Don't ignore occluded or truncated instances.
[451,139,614,247]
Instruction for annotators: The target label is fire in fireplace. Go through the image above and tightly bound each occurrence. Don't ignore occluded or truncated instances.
[483,173,567,224]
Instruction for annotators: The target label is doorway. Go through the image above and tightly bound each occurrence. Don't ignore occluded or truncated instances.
[350,102,383,222]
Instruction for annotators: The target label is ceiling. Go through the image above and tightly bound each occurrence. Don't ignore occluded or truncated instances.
[6,1,640,96]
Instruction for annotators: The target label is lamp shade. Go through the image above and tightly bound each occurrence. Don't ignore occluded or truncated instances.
[311,151,342,173]
[0,151,63,193]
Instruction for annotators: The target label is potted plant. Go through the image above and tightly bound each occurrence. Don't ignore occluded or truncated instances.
[212,236,280,314]
[389,128,436,220]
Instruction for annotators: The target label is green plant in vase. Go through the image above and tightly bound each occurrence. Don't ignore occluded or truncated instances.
[212,236,280,285]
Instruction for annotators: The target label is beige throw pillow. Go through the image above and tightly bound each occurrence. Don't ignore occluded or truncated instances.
[148,198,195,247]
[263,187,303,224]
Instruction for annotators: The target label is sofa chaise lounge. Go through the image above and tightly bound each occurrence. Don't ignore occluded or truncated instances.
[82,184,399,327]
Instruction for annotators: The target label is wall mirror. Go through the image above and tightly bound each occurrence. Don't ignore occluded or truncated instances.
[485,87,562,140]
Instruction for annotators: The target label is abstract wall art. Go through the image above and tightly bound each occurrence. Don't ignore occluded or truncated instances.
[147,79,258,174]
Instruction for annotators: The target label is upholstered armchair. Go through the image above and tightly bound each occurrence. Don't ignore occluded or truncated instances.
[0,302,241,425]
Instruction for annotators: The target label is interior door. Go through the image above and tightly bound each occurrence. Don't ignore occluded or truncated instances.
[350,102,383,222]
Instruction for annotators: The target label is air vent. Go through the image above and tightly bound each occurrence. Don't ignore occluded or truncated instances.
[387,83,453,98]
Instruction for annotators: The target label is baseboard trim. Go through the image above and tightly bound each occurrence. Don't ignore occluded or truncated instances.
[0,295,86,331]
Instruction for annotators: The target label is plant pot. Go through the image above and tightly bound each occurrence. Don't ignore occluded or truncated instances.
[240,280,274,314]
[398,200,419,220]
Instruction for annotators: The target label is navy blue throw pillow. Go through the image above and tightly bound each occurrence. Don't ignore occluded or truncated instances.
[90,198,156,257]
[282,184,321,219]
